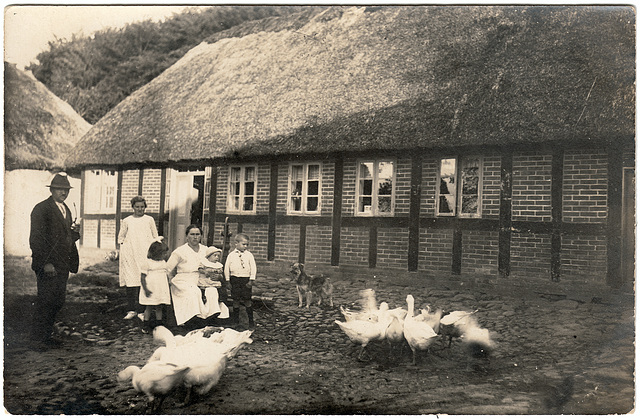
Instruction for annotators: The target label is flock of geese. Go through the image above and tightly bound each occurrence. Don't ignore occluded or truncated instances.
[117,289,494,412]
[117,326,253,413]
[335,289,495,363]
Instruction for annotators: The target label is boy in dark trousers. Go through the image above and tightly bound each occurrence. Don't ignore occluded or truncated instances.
[223,233,256,328]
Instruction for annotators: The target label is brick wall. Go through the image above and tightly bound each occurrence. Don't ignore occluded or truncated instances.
[82,219,99,248]
[215,167,229,214]
[340,227,369,266]
[377,227,409,269]
[238,223,269,262]
[274,224,300,263]
[512,152,552,222]
[120,170,140,212]
[562,149,608,223]
[100,218,117,249]
[418,228,453,273]
[560,234,607,281]
[482,155,501,218]
[256,164,271,214]
[394,158,412,216]
[342,158,357,215]
[461,230,499,276]
[510,232,551,278]
[305,225,332,264]
[321,161,335,217]
[141,169,162,213]
[420,157,438,216]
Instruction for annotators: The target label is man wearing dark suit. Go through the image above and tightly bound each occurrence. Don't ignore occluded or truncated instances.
[29,172,81,351]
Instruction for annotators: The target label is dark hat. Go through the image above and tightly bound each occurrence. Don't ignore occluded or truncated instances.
[47,172,73,189]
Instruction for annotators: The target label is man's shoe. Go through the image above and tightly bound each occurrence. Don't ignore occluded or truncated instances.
[124,311,137,320]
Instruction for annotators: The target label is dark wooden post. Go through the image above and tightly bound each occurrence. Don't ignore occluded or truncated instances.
[267,162,278,261]
[498,151,513,277]
[206,166,218,246]
[550,149,564,282]
[606,147,623,286]
[331,157,344,266]
[408,155,422,272]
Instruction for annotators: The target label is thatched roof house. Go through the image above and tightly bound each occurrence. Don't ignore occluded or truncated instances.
[66,5,634,168]
[4,62,91,171]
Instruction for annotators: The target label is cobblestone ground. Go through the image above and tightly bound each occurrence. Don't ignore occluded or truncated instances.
[3,254,635,415]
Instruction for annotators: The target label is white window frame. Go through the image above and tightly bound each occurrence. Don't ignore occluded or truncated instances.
[287,163,322,215]
[227,165,257,213]
[355,159,396,217]
[436,156,483,218]
[83,169,117,214]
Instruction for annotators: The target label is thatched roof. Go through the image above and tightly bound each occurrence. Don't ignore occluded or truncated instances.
[4,62,91,171]
[66,5,635,169]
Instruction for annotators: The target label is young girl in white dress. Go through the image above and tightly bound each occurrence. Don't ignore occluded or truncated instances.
[139,238,171,333]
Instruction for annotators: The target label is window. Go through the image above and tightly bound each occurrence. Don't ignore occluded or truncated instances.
[288,163,321,214]
[356,160,395,216]
[437,157,482,217]
[84,169,117,214]
[228,166,256,213]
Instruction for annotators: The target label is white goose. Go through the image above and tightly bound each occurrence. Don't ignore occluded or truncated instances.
[403,295,438,364]
[117,361,190,413]
[149,326,253,405]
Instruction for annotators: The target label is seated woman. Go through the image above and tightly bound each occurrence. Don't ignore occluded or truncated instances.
[166,225,229,329]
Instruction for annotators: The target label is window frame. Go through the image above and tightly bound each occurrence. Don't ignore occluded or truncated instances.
[355,159,396,217]
[287,162,322,215]
[436,156,483,218]
[83,169,118,214]
[226,165,257,214]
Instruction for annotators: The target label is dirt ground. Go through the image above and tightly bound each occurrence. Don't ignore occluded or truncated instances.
[3,250,636,415]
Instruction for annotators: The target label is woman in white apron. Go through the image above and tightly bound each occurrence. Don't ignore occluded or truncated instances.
[166,225,229,327]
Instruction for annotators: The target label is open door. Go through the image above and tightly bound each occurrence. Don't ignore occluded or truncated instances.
[167,168,205,251]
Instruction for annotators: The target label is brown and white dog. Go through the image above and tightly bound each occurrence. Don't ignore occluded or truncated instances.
[290,262,334,309]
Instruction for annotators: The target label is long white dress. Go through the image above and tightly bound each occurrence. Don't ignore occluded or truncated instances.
[167,243,229,326]
[118,214,159,287]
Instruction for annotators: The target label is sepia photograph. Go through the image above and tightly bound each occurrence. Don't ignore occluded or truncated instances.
[3,3,636,415]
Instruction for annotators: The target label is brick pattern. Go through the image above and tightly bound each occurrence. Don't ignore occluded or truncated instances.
[482,155,501,218]
[461,230,499,276]
[562,149,608,223]
[377,227,409,269]
[256,164,271,214]
[418,228,453,273]
[141,169,162,213]
[120,170,140,212]
[305,225,333,264]
[238,223,268,262]
[510,232,551,278]
[83,219,99,248]
[512,152,552,221]
[216,167,229,214]
[560,234,607,280]
[100,218,117,249]
[321,161,335,216]
[342,158,357,215]
[394,158,412,216]
[420,158,438,216]
[274,224,300,263]
[340,227,369,266]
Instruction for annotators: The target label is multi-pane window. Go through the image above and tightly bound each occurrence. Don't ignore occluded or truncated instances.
[437,157,482,217]
[356,160,395,216]
[228,166,256,212]
[289,163,321,214]
[84,169,117,214]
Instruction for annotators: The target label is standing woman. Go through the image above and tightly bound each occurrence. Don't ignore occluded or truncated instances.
[167,225,226,329]
[118,196,159,320]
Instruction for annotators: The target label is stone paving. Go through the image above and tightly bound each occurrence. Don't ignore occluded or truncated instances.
[3,254,635,414]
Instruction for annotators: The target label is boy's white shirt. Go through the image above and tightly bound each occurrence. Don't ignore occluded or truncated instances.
[224,249,257,280]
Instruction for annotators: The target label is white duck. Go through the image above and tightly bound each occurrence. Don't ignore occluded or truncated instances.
[403,295,438,365]
[117,361,190,413]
